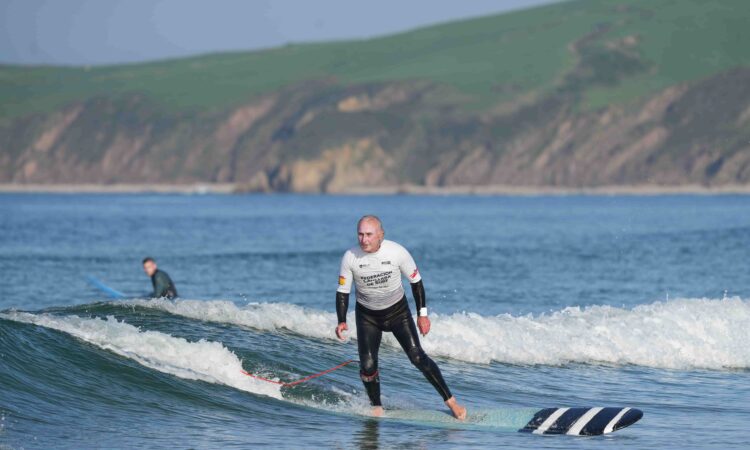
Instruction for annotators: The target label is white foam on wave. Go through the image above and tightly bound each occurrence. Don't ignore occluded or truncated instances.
[123,298,338,340]
[0,311,283,400]
[124,297,750,370]
[422,297,750,369]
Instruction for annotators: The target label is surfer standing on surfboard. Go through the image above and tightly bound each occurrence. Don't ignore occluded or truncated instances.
[335,216,467,420]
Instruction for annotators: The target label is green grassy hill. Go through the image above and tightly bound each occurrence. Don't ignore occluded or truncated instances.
[4,0,749,119]
[2,0,750,190]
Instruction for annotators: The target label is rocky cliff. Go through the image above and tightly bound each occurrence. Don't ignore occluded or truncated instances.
[2,0,750,192]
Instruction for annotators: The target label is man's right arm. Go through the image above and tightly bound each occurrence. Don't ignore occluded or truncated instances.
[336,292,349,324]
[335,253,353,339]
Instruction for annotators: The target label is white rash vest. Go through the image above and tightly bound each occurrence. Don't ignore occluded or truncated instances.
[337,239,422,311]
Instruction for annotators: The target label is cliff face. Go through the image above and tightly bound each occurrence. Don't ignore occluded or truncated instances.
[3,1,750,191]
[4,66,749,192]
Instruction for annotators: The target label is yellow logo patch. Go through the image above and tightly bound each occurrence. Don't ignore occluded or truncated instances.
[338,276,346,286]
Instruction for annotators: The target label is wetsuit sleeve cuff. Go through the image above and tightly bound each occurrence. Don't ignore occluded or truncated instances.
[418,307,427,317]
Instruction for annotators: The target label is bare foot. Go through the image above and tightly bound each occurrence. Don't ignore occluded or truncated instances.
[445,397,467,420]
[371,406,384,417]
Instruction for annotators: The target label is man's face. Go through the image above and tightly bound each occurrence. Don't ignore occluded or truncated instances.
[358,219,384,253]
[143,261,157,277]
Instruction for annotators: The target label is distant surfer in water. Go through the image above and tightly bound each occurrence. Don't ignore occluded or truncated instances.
[142,257,178,299]
[335,215,467,420]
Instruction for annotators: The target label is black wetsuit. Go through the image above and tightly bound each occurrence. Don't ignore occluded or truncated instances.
[337,280,452,407]
[151,269,178,299]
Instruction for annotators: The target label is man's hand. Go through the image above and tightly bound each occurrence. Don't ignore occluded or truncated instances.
[335,322,349,341]
[417,316,430,336]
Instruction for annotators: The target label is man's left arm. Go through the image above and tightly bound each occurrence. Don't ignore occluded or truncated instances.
[153,272,170,298]
[410,279,430,335]
[399,247,430,335]
[410,280,426,317]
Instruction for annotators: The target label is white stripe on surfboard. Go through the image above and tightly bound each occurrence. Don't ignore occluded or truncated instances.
[533,407,569,434]
[566,407,603,435]
[603,408,631,434]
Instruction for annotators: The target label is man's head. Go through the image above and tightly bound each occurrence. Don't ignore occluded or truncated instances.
[357,215,384,253]
[142,257,157,277]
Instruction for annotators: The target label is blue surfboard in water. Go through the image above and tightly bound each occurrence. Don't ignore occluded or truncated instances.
[85,275,127,299]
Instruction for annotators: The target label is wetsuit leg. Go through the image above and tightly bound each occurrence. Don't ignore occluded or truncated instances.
[356,307,383,406]
[389,309,453,402]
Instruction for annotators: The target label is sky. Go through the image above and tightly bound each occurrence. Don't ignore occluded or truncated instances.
[1,0,559,66]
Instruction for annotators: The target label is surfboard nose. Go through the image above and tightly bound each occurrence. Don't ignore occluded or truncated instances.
[519,407,643,435]
[608,408,643,433]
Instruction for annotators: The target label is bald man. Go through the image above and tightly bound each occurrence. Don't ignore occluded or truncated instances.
[335,215,466,419]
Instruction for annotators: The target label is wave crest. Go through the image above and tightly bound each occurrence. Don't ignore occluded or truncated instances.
[0,311,283,399]
[124,297,750,369]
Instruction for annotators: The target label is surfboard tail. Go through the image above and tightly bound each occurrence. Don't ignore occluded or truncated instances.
[520,407,643,435]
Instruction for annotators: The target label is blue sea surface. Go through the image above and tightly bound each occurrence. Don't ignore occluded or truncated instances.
[1,194,748,449]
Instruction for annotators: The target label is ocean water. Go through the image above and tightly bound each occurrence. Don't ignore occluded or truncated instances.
[1,193,749,449]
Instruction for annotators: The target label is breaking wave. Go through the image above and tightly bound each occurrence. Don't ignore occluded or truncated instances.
[123,297,750,369]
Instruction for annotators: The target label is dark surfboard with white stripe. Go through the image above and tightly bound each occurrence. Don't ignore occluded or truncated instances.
[519,407,643,435]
